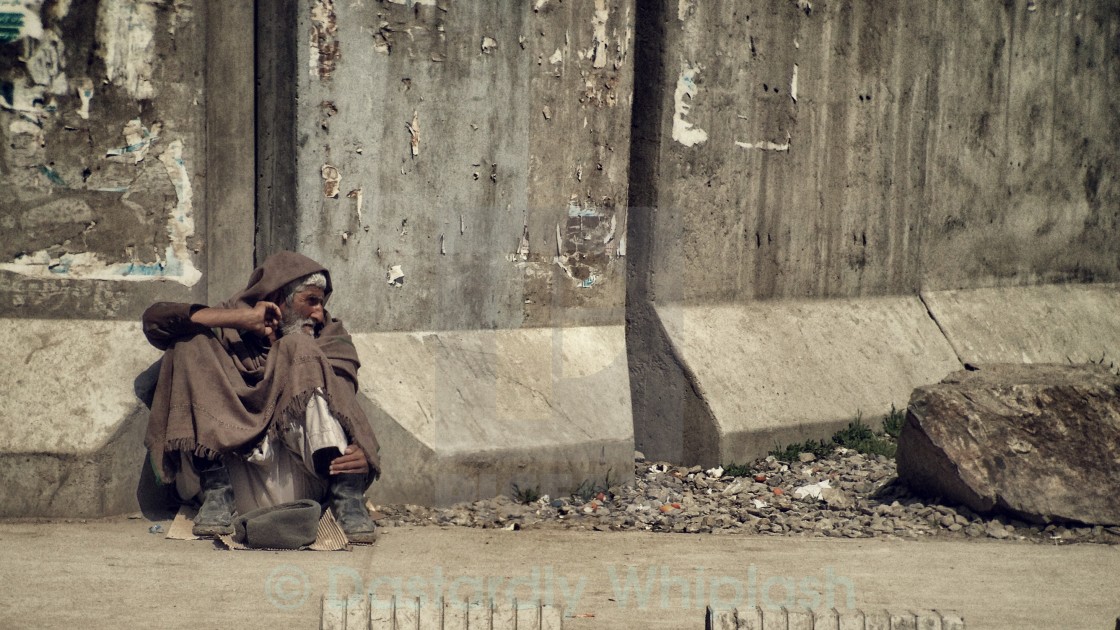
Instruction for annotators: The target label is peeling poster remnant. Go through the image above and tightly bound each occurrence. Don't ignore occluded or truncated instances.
[106,119,161,164]
[673,63,707,147]
[76,78,93,119]
[0,140,202,286]
[321,164,341,198]
[407,111,419,157]
[309,0,339,81]
[588,0,609,69]
[553,198,618,288]
[97,0,159,99]
[0,0,43,43]
[387,265,404,287]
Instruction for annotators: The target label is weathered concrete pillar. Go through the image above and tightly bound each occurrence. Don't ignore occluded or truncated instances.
[0,0,255,516]
[257,0,638,505]
[626,0,1120,466]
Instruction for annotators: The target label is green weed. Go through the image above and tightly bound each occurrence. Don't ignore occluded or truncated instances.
[511,482,541,505]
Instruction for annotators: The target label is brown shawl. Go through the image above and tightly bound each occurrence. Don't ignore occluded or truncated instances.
[144,251,380,485]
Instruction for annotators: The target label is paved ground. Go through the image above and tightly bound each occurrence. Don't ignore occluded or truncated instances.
[0,517,1116,629]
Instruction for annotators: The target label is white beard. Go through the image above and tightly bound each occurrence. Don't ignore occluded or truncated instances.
[281,312,318,337]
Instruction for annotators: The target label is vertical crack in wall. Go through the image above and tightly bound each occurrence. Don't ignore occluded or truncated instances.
[918,291,965,368]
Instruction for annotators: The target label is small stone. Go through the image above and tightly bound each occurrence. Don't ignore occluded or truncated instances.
[798,452,817,463]
[634,450,646,461]
[820,487,854,510]
[986,521,1011,539]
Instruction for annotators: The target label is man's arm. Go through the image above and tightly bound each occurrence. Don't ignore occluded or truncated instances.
[142,301,283,350]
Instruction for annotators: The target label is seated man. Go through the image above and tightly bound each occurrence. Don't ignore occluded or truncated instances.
[142,251,380,542]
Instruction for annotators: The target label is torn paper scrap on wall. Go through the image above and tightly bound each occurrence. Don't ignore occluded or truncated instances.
[589,0,609,69]
[309,0,339,80]
[156,139,203,286]
[673,63,708,146]
[106,119,161,164]
[97,0,159,99]
[407,111,419,157]
[0,0,43,43]
[321,164,341,198]
[387,265,405,287]
[76,78,93,119]
[553,198,618,287]
[0,140,202,286]
[25,28,68,94]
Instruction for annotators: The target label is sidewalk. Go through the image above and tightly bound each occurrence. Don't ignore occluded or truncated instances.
[0,518,1116,629]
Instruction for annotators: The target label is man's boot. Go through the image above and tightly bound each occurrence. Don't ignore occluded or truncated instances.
[192,456,236,537]
[328,473,377,543]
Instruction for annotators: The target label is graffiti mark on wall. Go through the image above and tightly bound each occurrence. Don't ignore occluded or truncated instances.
[673,63,707,146]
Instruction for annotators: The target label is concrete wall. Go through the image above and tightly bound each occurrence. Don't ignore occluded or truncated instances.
[1,0,1118,515]
[0,0,255,517]
[632,0,1118,305]
[255,0,639,506]
[627,0,1120,463]
[266,0,635,333]
[0,0,210,317]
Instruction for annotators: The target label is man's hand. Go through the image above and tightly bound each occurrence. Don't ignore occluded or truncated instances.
[329,445,369,475]
[242,301,282,337]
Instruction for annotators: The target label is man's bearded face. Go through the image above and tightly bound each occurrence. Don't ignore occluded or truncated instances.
[281,286,326,337]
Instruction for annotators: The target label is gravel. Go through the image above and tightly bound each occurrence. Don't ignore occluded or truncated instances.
[372,448,1119,545]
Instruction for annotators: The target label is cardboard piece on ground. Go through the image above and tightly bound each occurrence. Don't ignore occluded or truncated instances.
[165,505,360,551]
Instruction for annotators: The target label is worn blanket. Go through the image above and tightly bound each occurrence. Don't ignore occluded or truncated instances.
[143,251,380,485]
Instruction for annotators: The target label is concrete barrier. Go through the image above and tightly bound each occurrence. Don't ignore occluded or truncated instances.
[632,297,960,467]
[0,320,632,516]
[0,319,162,518]
[356,326,634,506]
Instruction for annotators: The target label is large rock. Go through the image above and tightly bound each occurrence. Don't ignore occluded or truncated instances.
[898,364,1120,526]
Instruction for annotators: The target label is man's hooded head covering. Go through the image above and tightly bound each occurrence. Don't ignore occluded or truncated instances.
[226,251,333,308]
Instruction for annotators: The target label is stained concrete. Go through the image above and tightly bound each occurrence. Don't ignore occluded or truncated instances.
[2,0,1120,519]
[639,298,960,466]
[0,320,161,517]
[270,0,634,333]
[0,0,211,317]
[355,327,633,506]
[922,283,1120,366]
[626,0,1120,464]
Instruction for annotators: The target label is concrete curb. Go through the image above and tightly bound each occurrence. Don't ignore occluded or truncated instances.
[705,606,965,630]
[353,327,634,507]
[321,596,563,630]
